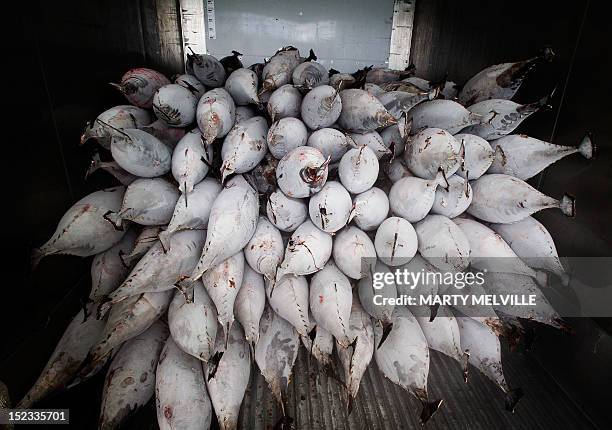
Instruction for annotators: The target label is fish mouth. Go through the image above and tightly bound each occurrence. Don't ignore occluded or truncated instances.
[299,156,331,187]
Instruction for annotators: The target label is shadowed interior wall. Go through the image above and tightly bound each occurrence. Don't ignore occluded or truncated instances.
[410,0,611,426]
[5,1,182,427]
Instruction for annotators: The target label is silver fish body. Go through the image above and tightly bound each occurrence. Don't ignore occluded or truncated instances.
[32,186,126,268]
[111,68,170,108]
[488,133,593,180]
[99,320,168,430]
[156,337,213,430]
[81,105,151,149]
[196,88,236,145]
[468,174,575,223]
[153,84,198,127]
[111,128,172,177]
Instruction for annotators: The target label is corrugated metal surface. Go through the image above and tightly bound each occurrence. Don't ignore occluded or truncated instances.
[239,345,598,429]
[202,0,396,72]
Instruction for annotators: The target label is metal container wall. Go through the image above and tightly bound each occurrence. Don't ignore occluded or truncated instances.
[203,0,396,71]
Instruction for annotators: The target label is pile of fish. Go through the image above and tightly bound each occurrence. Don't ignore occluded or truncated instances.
[22,45,594,428]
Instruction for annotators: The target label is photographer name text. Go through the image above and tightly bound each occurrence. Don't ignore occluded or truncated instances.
[372,294,538,307]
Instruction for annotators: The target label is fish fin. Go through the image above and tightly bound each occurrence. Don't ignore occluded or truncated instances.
[346,335,359,376]
[117,250,129,269]
[401,117,413,139]
[399,63,417,79]
[200,151,213,169]
[85,152,102,179]
[347,204,357,224]
[347,395,355,415]
[307,325,317,343]
[182,80,200,96]
[463,169,470,197]
[428,75,447,98]
[578,132,595,159]
[315,156,332,177]
[504,388,524,413]
[434,167,450,191]
[377,321,394,349]
[429,303,440,322]
[462,350,470,383]
[158,230,171,254]
[68,351,111,389]
[560,272,571,287]
[480,109,498,124]
[248,340,255,359]
[206,350,224,381]
[80,121,94,145]
[272,414,294,430]
[553,318,574,334]
[103,210,124,230]
[494,143,507,166]
[96,298,116,320]
[220,164,234,184]
[30,247,46,270]
[224,322,231,350]
[108,82,124,93]
[535,271,548,288]
[427,84,441,100]
[522,88,556,114]
[539,46,556,62]
[344,132,358,148]
[458,137,466,159]
[559,193,576,217]
[306,48,317,62]
[95,119,130,139]
[420,398,443,424]
[80,298,91,322]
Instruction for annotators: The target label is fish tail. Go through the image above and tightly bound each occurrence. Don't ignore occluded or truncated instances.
[559,193,576,217]
[419,398,443,424]
[504,387,524,412]
[578,132,595,159]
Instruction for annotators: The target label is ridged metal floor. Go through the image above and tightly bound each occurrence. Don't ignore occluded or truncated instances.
[238,346,598,430]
